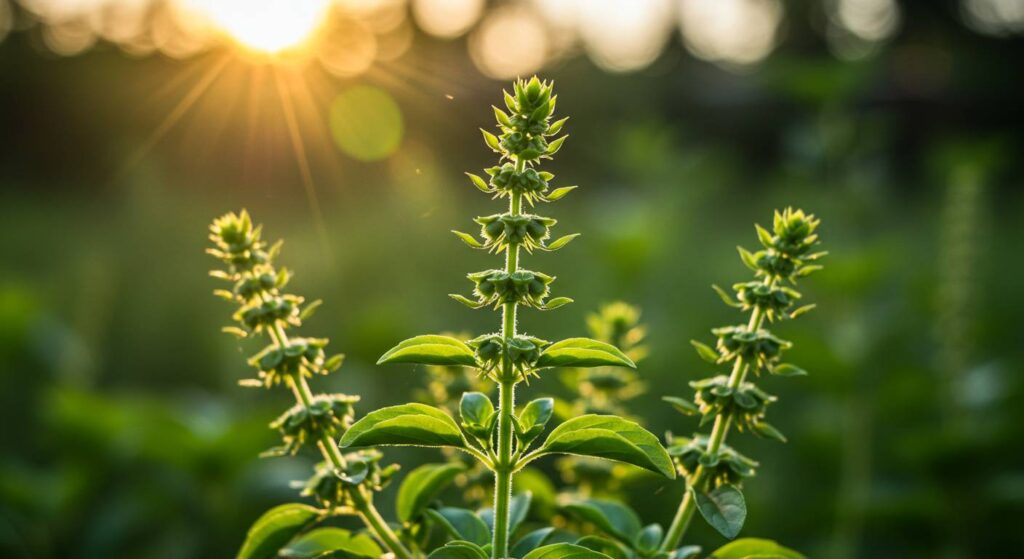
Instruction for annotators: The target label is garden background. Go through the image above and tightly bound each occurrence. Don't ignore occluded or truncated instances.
[1,0,1022,557]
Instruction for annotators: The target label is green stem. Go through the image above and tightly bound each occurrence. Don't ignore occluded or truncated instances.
[273,324,415,559]
[492,380,516,558]
[492,184,523,559]
[660,280,773,552]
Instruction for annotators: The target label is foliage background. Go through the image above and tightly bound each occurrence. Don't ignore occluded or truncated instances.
[1,0,1022,557]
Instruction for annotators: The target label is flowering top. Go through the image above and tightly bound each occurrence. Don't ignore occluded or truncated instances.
[366,78,671,559]
[661,208,825,549]
[208,210,388,504]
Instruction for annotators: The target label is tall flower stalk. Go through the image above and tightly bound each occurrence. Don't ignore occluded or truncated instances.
[659,208,825,551]
[359,77,675,559]
[207,211,414,559]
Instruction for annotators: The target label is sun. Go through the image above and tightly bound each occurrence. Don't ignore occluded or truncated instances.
[181,0,333,55]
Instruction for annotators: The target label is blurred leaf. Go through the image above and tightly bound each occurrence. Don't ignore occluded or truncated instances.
[574,536,629,559]
[377,335,476,367]
[690,341,719,364]
[708,538,804,559]
[425,508,491,546]
[397,463,466,523]
[771,363,807,377]
[561,498,641,543]
[634,524,663,554]
[511,528,575,558]
[236,503,321,559]
[428,540,489,559]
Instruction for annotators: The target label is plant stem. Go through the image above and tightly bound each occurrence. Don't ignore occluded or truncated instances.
[271,324,415,559]
[660,279,773,552]
[492,184,523,559]
[492,379,515,558]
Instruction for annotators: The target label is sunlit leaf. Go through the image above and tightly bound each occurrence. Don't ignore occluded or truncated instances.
[544,234,580,251]
[453,230,485,249]
[481,129,502,152]
[737,246,759,271]
[755,224,774,248]
[279,527,380,559]
[339,404,465,449]
[545,186,577,201]
[541,297,574,311]
[535,338,635,369]
[377,335,477,367]
[493,106,513,127]
[547,117,569,135]
[538,415,675,478]
[466,172,492,193]
[450,294,488,309]
[546,135,568,155]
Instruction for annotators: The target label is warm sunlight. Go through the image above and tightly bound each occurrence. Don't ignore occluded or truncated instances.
[179,0,332,55]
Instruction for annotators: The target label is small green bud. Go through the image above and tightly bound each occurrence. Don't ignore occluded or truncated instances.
[667,434,759,488]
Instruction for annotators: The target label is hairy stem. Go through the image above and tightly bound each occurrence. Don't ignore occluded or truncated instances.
[492,379,516,558]
[660,279,773,552]
[272,324,415,559]
[492,185,523,559]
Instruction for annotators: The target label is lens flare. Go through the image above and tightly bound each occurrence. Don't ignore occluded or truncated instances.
[179,0,332,55]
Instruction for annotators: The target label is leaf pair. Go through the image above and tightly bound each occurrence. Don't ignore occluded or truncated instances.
[377,335,636,371]
[340,404,675,479]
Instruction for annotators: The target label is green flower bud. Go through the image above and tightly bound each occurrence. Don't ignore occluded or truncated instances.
[689,375,777,435]
[468,334,504,374]
[268,393,360,456]
[248,337,332,387]
[299,450,398,509]
[667,434,759,489]
[711,325,791,373]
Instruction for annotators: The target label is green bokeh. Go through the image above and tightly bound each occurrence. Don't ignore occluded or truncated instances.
[330,85,404,162]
